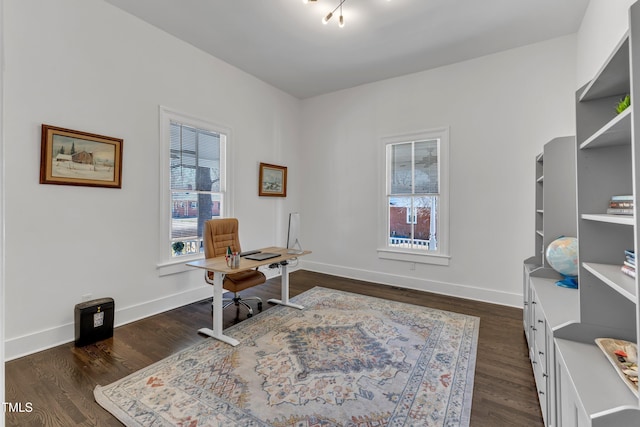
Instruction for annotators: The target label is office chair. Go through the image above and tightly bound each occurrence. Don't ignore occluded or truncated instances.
[203,218,265,317]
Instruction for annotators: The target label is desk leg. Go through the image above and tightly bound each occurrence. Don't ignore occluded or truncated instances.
[267,263,304,310]
[198,271,240,346]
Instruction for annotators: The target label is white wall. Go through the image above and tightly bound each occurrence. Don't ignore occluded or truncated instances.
[576,0,637,88]
[2,0,302,360]
[4,0,633,361]
[299,36,578,306]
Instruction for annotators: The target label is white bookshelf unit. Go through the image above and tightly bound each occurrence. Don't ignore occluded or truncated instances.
[523,135,578,427]
[550,3,640,426]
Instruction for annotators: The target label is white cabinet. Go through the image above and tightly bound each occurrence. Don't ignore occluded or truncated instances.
[525,273,579,427]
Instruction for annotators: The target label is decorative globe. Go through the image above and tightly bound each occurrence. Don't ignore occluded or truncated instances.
[545,236,578,288]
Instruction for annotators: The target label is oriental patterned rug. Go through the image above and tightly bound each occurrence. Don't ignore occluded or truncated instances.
[94,287,479,426]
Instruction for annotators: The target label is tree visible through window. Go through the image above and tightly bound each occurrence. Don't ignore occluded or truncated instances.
[169,122,225,257]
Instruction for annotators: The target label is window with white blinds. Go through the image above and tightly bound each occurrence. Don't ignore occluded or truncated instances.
[169,123,224,257]
[158,107,229,271]
[379,128,450,265]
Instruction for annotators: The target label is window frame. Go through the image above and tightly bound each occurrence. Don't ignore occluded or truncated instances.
[378,128,450,266]
[157,106,232,276]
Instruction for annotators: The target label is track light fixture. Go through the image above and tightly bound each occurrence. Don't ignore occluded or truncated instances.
[306,0,349,28]
[306,0,391,28]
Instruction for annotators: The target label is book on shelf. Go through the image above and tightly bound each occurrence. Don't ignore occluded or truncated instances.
[621,264,636,278]
[610,194,634,201]
[607,208,633,215]
[609,200,634,209]
[625,249,635,260]
[608,195,634,215]
[621,249,636,278]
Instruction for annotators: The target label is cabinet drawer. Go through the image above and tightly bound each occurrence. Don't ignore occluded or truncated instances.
[531,297,546,356]
[533,354,548,424]
[534,316,546,353]
[534,340,547,373]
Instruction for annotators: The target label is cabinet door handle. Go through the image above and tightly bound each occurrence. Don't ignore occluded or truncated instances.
[543,373,548,378]
[539,351,544,356]
[532,327,537,331]
[532,360,537,364]
[532,301,537,305]
[538,319,544,324]
[539,390,545,395]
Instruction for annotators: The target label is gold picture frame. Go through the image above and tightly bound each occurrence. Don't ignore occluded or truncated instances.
[259,162,287,197]
[40,124,123,188]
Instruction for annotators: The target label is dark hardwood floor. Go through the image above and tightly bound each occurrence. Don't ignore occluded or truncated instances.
[5,270,543,426]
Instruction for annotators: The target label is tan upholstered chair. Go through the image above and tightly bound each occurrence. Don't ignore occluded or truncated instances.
[203,218,265,317]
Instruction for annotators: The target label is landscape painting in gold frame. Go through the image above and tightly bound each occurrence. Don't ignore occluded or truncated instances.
[259,162,287,197]
[40,124,123,188]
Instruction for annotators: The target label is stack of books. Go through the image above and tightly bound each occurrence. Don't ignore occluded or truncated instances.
[621,249,636,278]
[607,195,634,215]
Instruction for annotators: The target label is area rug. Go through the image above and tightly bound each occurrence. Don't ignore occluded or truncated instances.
[94,287,480,426]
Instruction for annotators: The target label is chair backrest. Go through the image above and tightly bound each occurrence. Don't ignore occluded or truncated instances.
[203,218,242,259]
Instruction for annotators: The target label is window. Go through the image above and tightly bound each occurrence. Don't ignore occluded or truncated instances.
[379,128,449,265]
[406,207,417,224]
[158,107,229,273]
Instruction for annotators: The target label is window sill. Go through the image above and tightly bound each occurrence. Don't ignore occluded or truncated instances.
[157,254,204,277]
[377,248,450,266]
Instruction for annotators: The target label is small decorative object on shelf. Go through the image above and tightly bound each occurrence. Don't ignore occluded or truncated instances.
[607,194,634,215]
[595,338,638,397]
[545,236,579,288]
[616,94,631,114]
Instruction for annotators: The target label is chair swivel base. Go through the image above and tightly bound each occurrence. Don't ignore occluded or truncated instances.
[213,295,262,317]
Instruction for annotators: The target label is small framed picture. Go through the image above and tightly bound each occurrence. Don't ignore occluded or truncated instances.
[40,124,123,188]
[259,162,287,197]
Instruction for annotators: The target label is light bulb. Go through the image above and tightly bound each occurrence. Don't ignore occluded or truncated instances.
[322,12,333,24]
[339,15,344,27]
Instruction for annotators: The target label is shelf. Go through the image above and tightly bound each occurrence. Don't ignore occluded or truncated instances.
[530,276,579,329]
[555,338,638,416]
[579,34,630,102]
[579,107,631,150]
[524,258,542,273]
[536,152,544,162]
[537,175,544,183]
[536,209,544,214]
[583,262,637,302]
[536,230,543,237]
[581,213,634,226]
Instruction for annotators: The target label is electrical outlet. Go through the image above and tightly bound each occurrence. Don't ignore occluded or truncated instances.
[82,293,92,302]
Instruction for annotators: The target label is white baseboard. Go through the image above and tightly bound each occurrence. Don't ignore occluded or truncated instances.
[4,262,515,361]
[300,260,522,308]
[4,285,213,361]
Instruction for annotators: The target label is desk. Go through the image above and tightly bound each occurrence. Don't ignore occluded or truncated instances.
[186,246,311,346]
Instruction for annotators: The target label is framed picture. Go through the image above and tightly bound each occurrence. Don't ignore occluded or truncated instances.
[259,162,287,197]
[40,124,123,188]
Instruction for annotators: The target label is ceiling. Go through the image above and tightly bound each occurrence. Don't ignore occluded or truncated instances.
[104,0,590,99]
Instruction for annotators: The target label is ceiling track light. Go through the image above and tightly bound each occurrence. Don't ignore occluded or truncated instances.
[307,0,391,27]
[309,0,349,28]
